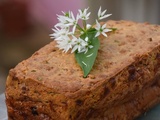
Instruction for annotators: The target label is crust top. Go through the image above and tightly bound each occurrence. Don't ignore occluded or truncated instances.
[10,20,160,93]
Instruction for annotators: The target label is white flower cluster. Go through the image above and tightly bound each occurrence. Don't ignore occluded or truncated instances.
[50,7,112,53]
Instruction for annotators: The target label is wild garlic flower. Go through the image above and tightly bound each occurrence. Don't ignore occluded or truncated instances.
[56,14,72,28]
[78,8,91,20]
[50,27,72,40]
[56,36,74,53]
[95,20,112,37]
[50,7,112,53]
[71,37,88,53]
[50,6,114,77]
[98,6,112,20]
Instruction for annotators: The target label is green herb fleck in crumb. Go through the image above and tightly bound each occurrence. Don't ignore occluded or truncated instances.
[37,77,42,81]
[114,40,120,43]
[31,70,36,72]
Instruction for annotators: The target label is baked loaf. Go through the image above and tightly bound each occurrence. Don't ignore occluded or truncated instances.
[5,20,160,120]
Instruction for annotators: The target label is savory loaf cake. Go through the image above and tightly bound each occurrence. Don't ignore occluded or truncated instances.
[5,20,160,120]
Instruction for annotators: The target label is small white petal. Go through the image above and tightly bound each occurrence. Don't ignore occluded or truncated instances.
[71,45,78,53]
[95,20,101,31]
[102,32,108,37]
[102,24,107,29]
[89,45,93,49]
[85,37,89,42]
[95,32,100,37]
[98,6,102,18]
[101,9,107,16]
[72,25,77,34]
[99,14,112,20]
[86,24,91,29]
[103,28,112,32]
[70,12,75,20]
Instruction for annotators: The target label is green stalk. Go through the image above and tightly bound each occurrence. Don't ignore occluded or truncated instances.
[76,24,84,32]
[83,20,87,30]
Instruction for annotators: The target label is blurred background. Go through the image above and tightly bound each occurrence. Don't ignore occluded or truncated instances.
[0,0,160,93]
[0,0,160,119]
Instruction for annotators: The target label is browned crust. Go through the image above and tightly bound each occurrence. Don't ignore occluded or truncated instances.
[89,73,160,120]
[5,20,160,120]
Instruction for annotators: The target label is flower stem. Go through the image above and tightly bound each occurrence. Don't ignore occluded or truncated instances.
[83,20,87,30]
[76,24,84,32]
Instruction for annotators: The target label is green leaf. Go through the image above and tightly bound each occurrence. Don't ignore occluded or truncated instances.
[75,30,100,77]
